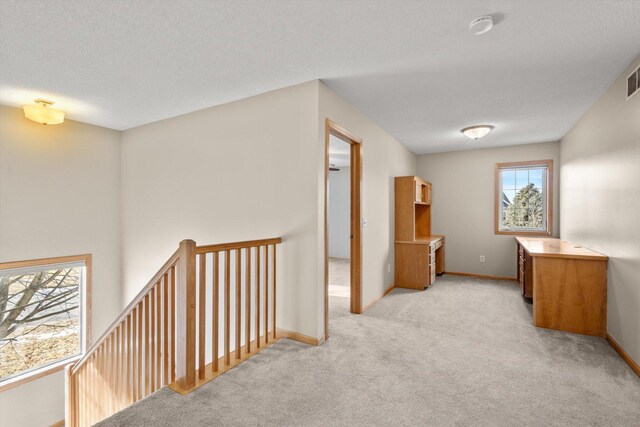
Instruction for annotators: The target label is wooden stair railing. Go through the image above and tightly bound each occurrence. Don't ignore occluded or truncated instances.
[65,237,282,427]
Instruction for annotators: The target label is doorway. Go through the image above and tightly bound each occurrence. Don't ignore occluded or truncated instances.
[324,119,362,340]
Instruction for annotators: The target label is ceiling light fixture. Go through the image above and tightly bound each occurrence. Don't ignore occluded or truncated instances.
[469,15,493,35]
[461,125,494,140]
[23,98,65,125]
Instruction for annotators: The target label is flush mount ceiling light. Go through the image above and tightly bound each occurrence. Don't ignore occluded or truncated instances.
[469,15,493,35]
[461,125,494,140]
[23,98,65,125]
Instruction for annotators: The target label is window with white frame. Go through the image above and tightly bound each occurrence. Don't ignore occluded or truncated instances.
[495,160,552,235]
[0,255,90,389]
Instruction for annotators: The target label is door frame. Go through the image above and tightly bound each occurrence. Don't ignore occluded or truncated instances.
[324,118,363,340]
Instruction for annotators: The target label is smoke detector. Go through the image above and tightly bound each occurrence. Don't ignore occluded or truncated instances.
[469,16,493,35]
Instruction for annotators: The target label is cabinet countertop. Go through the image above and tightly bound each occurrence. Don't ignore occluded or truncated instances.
[395,235,445,245]
[515,236,607,261]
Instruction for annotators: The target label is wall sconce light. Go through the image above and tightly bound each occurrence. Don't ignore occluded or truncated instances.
[23,99,65,125]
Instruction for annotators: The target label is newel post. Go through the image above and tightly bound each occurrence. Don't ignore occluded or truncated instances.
[176,239,197,391]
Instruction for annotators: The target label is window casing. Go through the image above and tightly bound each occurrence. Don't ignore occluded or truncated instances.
[0,254,90,391]
[495,160,553,236]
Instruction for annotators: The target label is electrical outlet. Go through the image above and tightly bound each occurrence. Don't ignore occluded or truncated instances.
[480,255,485,263]
[387,264,391,273]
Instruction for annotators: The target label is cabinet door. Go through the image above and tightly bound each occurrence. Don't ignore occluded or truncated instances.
[523,252,533,298]
[395,244,430,290]
[429,245,436,285]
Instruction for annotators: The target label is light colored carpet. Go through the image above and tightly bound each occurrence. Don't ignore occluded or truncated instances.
[98,275,640,426]
[328,257,350,298]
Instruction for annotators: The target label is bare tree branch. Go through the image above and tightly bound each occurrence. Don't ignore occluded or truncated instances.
[0,268,81,340]
[21,305,78,324]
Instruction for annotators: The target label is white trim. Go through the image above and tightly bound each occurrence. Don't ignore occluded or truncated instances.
[0,355,81,389]
[0,262,87,386]
[498,164,549,233]
[0,260,86,276]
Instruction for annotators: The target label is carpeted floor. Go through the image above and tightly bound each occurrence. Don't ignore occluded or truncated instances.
[98,275,640,426]
[328,257,350,298]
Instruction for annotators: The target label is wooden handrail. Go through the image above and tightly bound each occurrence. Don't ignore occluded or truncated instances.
[66,237,283,427]
[72,247,180,372]
[195,237,282,254]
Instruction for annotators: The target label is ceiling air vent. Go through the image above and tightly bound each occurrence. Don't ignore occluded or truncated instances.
[627,66,639,100]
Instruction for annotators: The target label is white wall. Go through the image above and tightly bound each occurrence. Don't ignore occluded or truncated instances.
[416,141,560,278]
[0,105,121,427]
[121,81,321,338]
[560,56,640,364]
[318,82,417,332]
[122,81,416,342]
[328,166,350,259]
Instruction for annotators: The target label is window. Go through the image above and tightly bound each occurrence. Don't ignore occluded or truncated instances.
[0,255,90,390]
[495,160,553,236]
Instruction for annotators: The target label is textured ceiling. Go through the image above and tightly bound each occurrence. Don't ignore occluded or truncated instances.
[1,1,639,153]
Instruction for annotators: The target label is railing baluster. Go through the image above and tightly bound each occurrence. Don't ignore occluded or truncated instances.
[121,323,126,409]
[66,238,281,426]
[125,313,134,406]
[155,282,162,389]
[163,273,169,385]
[144,294,151,395]
[264,245,269,344]
[92,352,102,419]
[103,340,109,418]
[80,365,85,426]
[199,254,206,378]
[224,250,231,365]
[132,307,138,401]
[137,301,143,399]
[85,355,90,425]
[98,352,102,422]
[272,244,277,339]
[114,324,122,412]
[65,365,75,427]
[111,332,116,414]
[89,357,96,424]
[122,324,127,409]
[236,249,242,359]
[86,363,90,426]
[116,325,122,411]
[120,324,128,410]
[150,286,157,391]
[101,342,107,419]
[170,265,176,383]
[245,247,251,353]
[212,252,219,372]
[256,246,261,348]
[125,319,130,405]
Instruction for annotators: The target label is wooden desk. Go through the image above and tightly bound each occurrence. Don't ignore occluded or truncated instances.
[515,236,608,337]
[395,236,445,290]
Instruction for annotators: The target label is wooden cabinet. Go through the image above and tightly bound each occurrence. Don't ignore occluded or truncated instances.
[394,176,444,290]
[415,180,431,204]
[395,176,432,242]
[515,236,608,337]
[516,243,533,298]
